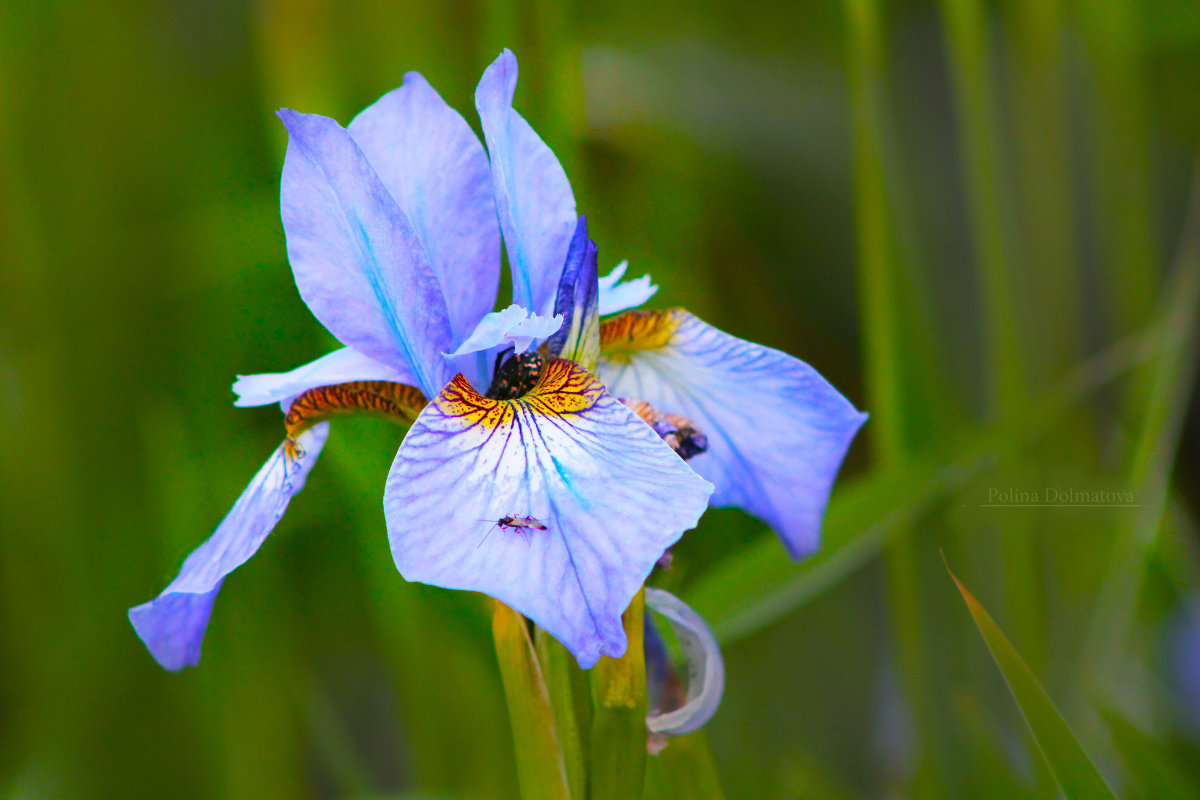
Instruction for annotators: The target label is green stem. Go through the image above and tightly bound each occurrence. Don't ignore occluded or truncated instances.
[589,590,647,800]
[536,627,591,800]
[493,601,572,800]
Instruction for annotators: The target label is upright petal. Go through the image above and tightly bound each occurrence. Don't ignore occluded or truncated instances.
[476,49,577,316]
[278,109,452,398]
[598,310,866,558]
[348,74,500,342]
[547,216,600,370]
[599,261,658,315]
[385,360,712,668]
[233,347,416,408]
[128,423,329,670]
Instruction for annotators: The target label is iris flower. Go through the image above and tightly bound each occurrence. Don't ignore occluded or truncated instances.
[129,50,864,672]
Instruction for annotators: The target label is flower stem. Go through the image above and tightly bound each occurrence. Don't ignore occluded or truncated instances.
[492,600,572,800]
[536,627,591,800]
[588,589,647,800]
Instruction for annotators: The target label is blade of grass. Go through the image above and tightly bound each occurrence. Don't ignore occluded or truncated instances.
[1079,0,1159,335]
[842,0,938,787]
[944,558,1119,800]
[1081,158,1200,688]
[1101,708,1200,800]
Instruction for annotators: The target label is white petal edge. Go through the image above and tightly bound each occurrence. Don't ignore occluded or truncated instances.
[645,587,725,736]
[233,347,417,407]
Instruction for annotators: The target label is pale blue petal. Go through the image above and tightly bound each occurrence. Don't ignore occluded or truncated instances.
[599,311,866,558]
[598,261,658,315]
[278,109,452,398]
[644,587,724,736]
[128,423,329,670]
[384,361,712,668]
[233,347,416,408]
[348,73,500,343]
[128,585,220,671]
[476,49,577,316]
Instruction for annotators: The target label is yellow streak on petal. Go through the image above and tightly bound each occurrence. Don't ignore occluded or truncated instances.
[599,309,681,361]
[433,360,602,431]
[284,380,428,438]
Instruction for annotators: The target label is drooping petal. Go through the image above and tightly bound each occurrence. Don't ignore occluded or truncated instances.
[476,49,577,316]
[128,423,329,670]
[233,347,416,408]
[598,310,866,558]
[547,216,600,370]
[644,587,725,736]
[278,109,452,398]
[348,73,500,342]
[599,261,658,315]
[384,360,713,668]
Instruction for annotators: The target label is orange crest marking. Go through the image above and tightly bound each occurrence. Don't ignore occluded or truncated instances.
[435,359,602,430]
[284,381,428,439]
[599,309,681,360]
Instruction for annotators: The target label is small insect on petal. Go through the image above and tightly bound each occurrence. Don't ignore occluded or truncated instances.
[475,514,550,548]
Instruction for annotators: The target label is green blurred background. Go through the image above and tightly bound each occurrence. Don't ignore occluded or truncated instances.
[5,0,1200,797]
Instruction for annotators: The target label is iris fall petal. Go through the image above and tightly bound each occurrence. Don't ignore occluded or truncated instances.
[128,423,329,670]
[598,310,866,558]
[384,360,712,668]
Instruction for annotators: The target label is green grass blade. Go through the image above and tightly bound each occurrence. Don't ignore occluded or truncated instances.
[1101,708,1200,800]
[1082,159,1200,683]
[944,558,1119,800]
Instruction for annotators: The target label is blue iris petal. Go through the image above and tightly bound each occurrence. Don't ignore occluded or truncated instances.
[476,49,578,317]
[233,346,417,408]
[128,424,329,670]
[278,109,453,398]
[599,311,866,558]
[384,362,712,668]
[348,73,500,343]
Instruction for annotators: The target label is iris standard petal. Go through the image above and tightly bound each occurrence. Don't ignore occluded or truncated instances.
[476,49,577,316]
[598,310,866,558]
[233,347,416,407]
[384,360,713,668]
[278,109,452,398]
[598,261,659,316]
[348,73,500,342]
[128,423,329,670]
